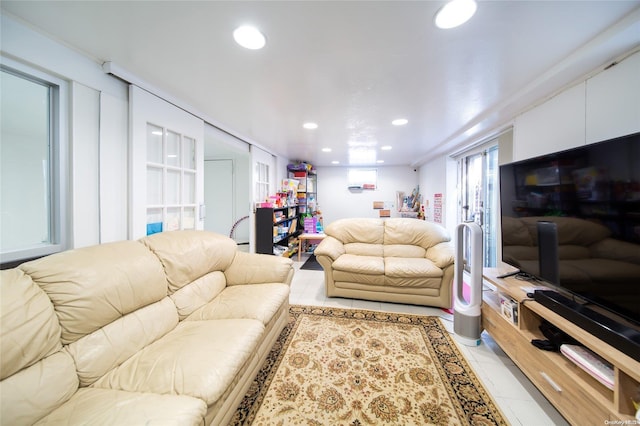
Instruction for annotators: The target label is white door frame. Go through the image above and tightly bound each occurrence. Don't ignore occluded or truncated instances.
[129,85,205,239]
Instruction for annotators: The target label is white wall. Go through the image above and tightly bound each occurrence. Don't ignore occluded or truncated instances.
[418,154,460,238]
[316,166,418,227]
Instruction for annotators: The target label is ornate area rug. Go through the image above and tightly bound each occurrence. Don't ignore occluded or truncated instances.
[230,305,507,425]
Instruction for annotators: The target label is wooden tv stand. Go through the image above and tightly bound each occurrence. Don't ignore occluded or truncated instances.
[482,268,639,424]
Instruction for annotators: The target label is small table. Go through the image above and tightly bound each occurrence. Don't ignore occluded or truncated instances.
[297,233,326,261]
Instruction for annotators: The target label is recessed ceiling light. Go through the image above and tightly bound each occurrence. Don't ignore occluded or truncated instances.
[381,145,392,151]
[392,118,408,126]
[377,160,385,164]
[331,160,340,165]
[303,122,318,129]
[321,147,332,152]
[434,0,477,29]
[233,25,266,50]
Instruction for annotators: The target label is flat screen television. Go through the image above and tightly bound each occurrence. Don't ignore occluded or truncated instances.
[499,131,640,360]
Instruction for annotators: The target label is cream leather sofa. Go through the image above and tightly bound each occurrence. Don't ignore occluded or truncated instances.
[314,218,455,308]
[0,230,293,426]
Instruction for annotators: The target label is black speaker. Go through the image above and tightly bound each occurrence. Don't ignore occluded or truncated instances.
[537,221,559,285]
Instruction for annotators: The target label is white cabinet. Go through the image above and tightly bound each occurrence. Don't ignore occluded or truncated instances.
[513,50,640,162]
[513,83,586,161]
[586,51,640,144]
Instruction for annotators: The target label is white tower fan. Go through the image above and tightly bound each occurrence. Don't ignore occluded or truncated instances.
[453,221,483,346]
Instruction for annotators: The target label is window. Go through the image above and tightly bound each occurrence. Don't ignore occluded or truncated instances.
[348,168,377,189]
[0,60,68,265]
[145,124,198,235]
[458,144,499,268]
[254,161,270,203]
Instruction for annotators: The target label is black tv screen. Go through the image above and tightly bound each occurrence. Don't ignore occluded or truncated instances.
[499,132,640,326]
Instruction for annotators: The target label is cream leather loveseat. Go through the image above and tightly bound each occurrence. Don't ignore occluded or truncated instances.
[314,218,455,308]
[0,230,293,426]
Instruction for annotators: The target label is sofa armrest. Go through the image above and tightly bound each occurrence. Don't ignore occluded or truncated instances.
[426,241,455,268]
[225,251,294,286]
[314,236,345,261]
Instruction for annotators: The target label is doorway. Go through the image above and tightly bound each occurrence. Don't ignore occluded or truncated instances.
[203,125,251,250]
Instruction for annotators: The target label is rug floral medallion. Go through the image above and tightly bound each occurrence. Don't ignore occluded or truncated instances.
[231,305,507,426]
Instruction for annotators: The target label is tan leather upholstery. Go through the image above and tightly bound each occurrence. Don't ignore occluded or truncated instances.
[314,218,454,308]
[1,230,293,425]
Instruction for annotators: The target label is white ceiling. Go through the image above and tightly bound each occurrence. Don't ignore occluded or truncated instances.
[2,1,640,167]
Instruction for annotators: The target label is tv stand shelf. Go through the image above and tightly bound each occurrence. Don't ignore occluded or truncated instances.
[482,268,639,424]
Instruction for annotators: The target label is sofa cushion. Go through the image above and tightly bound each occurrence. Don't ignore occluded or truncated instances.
[141,230,238,294]
[383,218,451,249]
[325,218,385,244]
[333,254,384,275]
[384,244,426,258]
[385,257,443,279]
[185,283,290,325]
[1,351,78,426]
[171,271,227,320]
[1,269,61,380]
[35,388,207,426]
[20,240,167,345]
[92,319,264,407]
[66,297,179,387]
[345,242,384,257]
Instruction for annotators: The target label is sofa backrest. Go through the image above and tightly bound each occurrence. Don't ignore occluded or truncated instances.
[324,217,452,259]
[19,239,178,387]
[383,218,450,255]
[1,269,79,425]
[141,230,238,319]
[325,218,385,244]
[324,218,385,256]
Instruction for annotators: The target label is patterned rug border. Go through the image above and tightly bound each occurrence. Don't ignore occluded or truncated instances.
[230,305,508,425]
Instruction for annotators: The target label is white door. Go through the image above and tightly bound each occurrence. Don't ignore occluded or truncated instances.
[249,145,276,252]
[204,159,233,236]
[130,86,204,239]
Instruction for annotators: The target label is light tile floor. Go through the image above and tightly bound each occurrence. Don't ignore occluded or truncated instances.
[289,255,569,426]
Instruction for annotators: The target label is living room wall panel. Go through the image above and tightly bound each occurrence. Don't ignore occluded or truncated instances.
[71,83,100,248]
[99,92,129,243]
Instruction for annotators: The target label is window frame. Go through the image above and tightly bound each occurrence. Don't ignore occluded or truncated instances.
[456,142,499,269]
[0,56,69,265]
